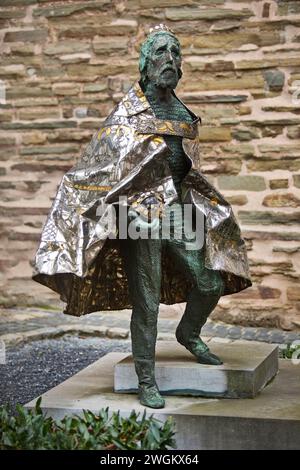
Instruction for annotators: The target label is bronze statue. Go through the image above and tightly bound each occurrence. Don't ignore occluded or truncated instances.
[33,24,252,409]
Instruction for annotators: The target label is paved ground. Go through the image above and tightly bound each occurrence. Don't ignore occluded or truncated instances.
[1,306,300,347]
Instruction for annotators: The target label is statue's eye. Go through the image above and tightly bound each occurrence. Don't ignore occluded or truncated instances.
[155,48,165,55]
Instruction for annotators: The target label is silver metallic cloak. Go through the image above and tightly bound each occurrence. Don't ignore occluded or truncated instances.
[32,81,252,316]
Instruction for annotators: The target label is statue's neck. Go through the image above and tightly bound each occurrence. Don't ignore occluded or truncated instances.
[144,82,174,106]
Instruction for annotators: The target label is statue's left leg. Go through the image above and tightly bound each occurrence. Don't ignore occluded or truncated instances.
[166,221,224,365]
[175,288,223,365]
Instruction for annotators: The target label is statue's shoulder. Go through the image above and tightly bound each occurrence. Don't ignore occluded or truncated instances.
[104,81,151,126]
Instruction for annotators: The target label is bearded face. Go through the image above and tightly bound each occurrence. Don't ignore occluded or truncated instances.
[144,34,182,90]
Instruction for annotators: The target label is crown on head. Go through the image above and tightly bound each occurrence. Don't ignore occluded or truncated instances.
[148,23,176,37]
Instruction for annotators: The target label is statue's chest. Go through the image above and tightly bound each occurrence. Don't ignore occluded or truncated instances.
[150,98,194,124]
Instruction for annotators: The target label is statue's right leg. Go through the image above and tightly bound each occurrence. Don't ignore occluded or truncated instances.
[119,235,165,409]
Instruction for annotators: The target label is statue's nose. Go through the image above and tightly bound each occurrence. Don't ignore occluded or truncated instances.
[166,49,175,64]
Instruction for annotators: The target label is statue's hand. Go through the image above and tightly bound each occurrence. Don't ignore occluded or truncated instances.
[128,193,165,226]
[128,206,160,233]
[141,195,159,208]
[128,207,140,222]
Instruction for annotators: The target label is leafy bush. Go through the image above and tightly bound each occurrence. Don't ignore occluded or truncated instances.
[279,342,300,360]
[0,397,176,450]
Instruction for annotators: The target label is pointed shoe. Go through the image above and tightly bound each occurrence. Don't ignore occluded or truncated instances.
[176,333,223,366]
[138,384,165,409]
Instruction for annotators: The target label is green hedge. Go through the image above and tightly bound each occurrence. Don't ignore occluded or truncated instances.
[279,342,300,360]
[0,398,176,450]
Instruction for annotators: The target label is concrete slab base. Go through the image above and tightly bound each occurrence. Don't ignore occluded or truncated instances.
[25,342,300,450]
[115,341,278,398]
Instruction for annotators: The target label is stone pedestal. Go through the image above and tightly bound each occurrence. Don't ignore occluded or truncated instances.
[114,341,279,398]
[25,341,300,450]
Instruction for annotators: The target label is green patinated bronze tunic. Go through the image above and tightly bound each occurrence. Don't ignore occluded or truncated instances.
[146,93,193,202]
[129,91,226,297]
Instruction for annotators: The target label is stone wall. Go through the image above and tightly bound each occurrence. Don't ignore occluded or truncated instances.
[1,0,300,330]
